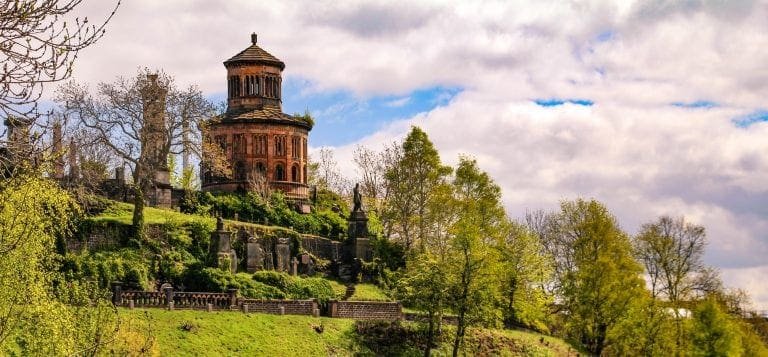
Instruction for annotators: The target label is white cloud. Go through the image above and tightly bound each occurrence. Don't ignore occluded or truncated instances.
[52,0,768,308]
[384,96,411,108]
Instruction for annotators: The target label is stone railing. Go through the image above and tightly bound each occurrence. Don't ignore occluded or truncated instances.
[120,290,168,307]
[112,282,401,321]
[173,291,236,310]
[328,300,402,321]
[112,282,238,310]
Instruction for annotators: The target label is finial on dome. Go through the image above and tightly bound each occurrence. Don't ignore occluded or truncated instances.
[251,33,257,44]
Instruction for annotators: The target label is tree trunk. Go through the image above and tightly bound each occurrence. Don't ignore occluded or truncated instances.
[594,323,607,356]
[132,164,146,241]
[424,310,434,357]
[506,277,517,327]
[452,309,466,357]
[132,185,145,240]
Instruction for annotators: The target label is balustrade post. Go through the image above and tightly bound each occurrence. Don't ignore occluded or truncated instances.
[111,281,122,306]
[228,288,239,308]
[164,286,174,308]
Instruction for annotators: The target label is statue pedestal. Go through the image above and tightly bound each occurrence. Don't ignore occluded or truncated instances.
[348,210,368,241]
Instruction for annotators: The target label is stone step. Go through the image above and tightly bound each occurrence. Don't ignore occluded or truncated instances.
[343,285,356,300]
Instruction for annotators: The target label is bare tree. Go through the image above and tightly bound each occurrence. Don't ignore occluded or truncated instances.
[57,69,217,238]
[524,208,573,296]
[634,215,720,351]
[0,0,119,119]
[309,147,350,196]
[634,216,713,302]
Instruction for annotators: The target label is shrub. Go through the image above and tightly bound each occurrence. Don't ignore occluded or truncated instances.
[252,271,291,290]
[286,277,336,303]
[61,249,152,290]
[252,271,336,303]
[181,266,284,299]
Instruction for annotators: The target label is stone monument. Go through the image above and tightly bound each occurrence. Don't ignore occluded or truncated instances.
[209,216,237,273]
[246,235,264,273]
[275,237,291,272]
[348,183,369,240]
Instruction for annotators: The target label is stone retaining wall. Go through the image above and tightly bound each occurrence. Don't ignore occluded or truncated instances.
[240,298,317,316]
[328,300,402,320]
[301,235,341,261]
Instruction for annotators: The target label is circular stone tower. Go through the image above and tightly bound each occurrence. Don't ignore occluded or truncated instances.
[202,34,311,201]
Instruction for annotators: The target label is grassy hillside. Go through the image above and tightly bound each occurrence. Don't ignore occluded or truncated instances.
[119,308,579,356]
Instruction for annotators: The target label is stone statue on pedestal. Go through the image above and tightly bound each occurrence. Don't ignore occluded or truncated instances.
[353,183,362,212]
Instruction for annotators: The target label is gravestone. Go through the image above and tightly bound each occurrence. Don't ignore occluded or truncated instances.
[264,246,274,270]
[246,238,264,273]
[291,256,298,276]
[275,237,291,272]
[209,216,237,272]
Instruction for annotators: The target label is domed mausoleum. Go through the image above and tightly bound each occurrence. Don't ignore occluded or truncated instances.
[202,34,311,201]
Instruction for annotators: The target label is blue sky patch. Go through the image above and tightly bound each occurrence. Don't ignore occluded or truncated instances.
[733,109,768,128]
[671,100,718,109]
[206,79,462,147]
[282,78,461,146]
[534,98,594,107]
[596,30,615,42]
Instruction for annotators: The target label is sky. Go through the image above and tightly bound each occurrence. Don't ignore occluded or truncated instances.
[55,0,768,309]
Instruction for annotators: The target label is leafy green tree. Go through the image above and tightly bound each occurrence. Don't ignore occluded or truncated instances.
[555,199,646,355]
[384,126,451,252]
[607,294,678,356]
[395,253,449,357]
[498,223,552,331]
[447,157,506,356]
[691,297,743,356]
[0,175,122,354]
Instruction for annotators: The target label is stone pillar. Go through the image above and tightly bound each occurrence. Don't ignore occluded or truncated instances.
[164,286,174,307]
[355,238,371,261]
[312,299,320,317]
[347,210,369,241]
[291,257,298,276]
[111,281,123,306]
[328,300,338,318]
[228,288,239,307]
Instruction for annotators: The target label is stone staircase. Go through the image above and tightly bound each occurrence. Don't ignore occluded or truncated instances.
[343,284,356,301]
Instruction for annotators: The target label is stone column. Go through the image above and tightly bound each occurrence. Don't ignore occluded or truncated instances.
[291,257,298,276]
[228,288,239,307]
[163,286,174,308]
[328,300,338,318]
[111,281,123,306]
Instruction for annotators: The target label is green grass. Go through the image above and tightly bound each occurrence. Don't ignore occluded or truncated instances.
[91,200,303,237]
[350,283,391,301]
[119,308,580,356]
[92,201,215,226]
[122,308,360,356]
[327,279,347,299]
[324,280,392,301]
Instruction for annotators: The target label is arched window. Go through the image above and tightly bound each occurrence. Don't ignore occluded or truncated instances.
[254,162,266,178]
[303,165,307,184]
[255,77,260,95]
[291,164,299,182]
[274,164,285,181]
